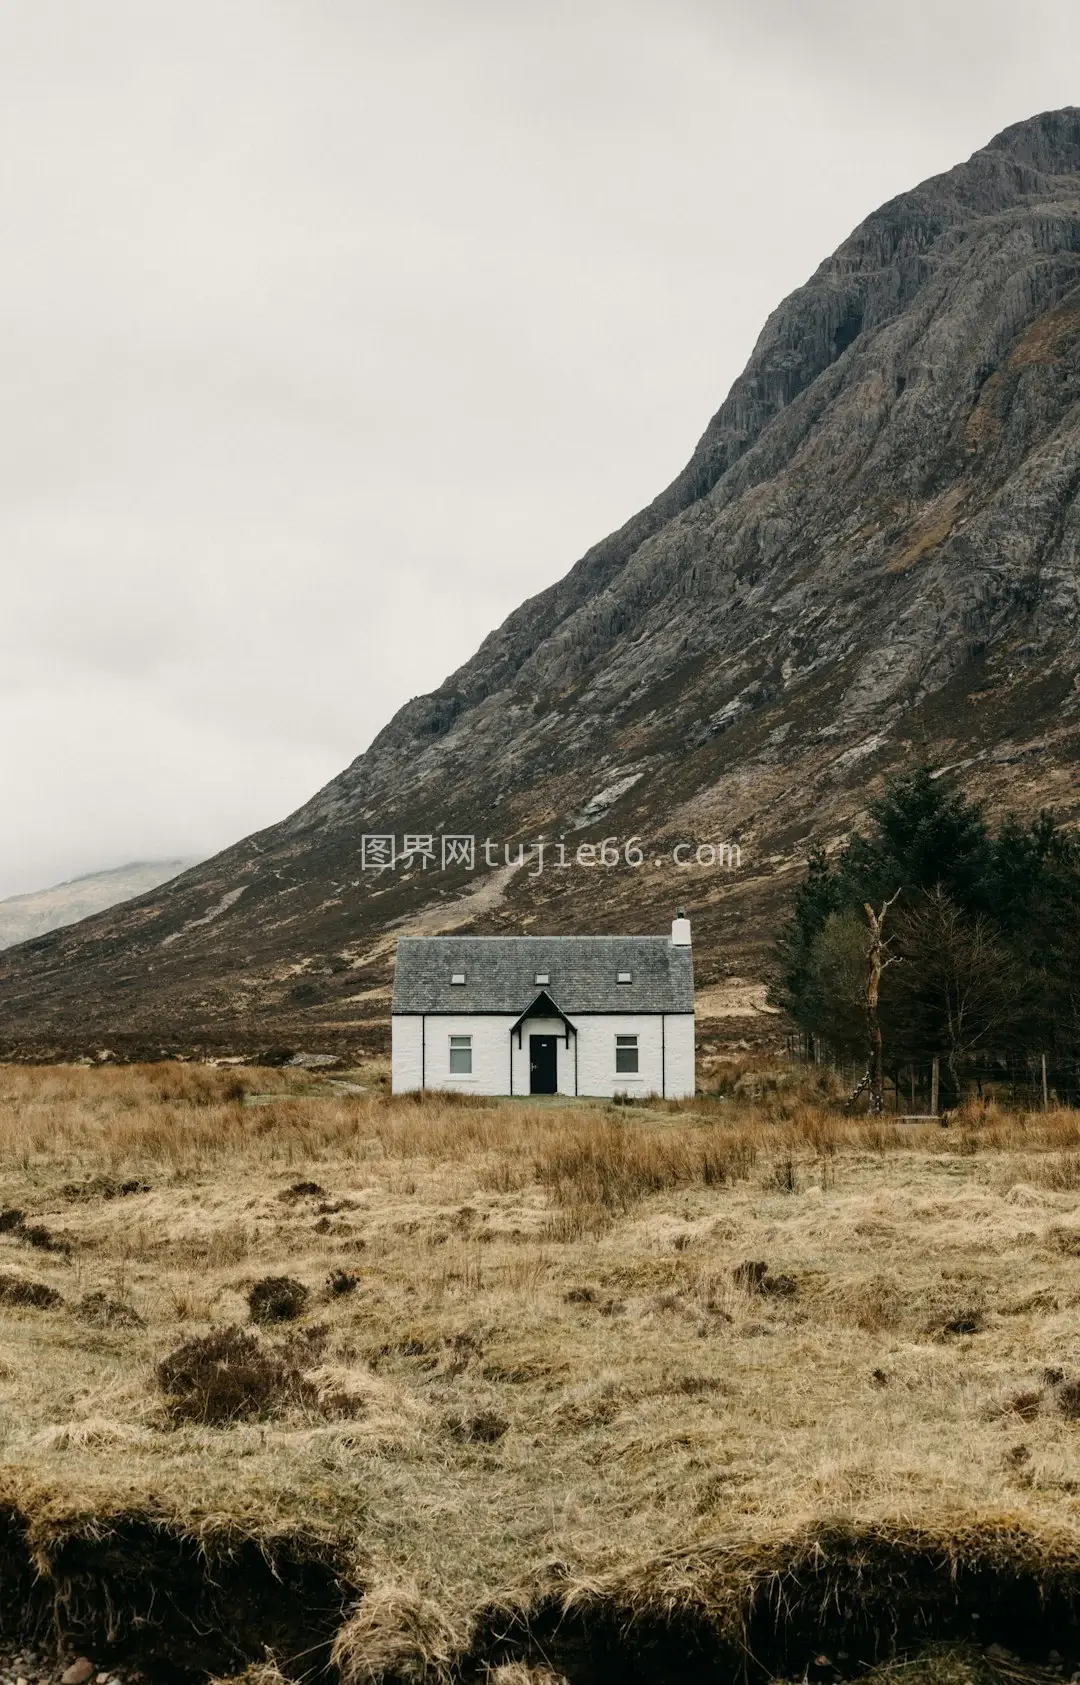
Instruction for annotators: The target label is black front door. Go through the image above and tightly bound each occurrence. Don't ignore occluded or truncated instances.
[529,1034,558,1094]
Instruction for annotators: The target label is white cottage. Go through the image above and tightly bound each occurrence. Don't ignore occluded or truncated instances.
[391,915,695,1098]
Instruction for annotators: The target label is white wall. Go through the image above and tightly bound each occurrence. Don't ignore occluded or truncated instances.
[661,1013,696,1101]
[392,1014,517,1094]
[574,1014,695,1099]
[391,1013,425,1093]
[392,1012,696,1098]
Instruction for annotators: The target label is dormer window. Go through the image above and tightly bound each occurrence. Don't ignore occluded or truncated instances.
[617,971,632,984]
[451,972,466,985]
[535,972,549,985]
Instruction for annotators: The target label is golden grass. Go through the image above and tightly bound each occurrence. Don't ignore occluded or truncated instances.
[2,1063,1080,1676]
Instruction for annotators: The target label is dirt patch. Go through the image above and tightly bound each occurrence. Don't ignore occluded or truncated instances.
[695,980,780,1020]
[156,1327,315,1424]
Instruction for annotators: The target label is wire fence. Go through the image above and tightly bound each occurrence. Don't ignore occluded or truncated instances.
[785,1035,1077,1111]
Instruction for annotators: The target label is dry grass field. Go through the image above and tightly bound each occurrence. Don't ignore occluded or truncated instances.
[2,1061,1080,1683]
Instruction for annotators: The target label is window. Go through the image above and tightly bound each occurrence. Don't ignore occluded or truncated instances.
[449,1034,472,1074]
[615,1034,639,1073]
[617,971,632,984]
[450,972,466,985]
[535,972,549,985]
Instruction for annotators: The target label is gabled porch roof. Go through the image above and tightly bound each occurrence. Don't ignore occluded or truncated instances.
[510,988,576,1047]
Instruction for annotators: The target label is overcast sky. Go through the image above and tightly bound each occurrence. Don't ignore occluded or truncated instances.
[1,0,1077,899]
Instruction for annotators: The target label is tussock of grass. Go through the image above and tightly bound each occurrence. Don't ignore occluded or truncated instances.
[157,1325,316,1424]
[0,1270,63,1309]
[247,1275,309,1324]
[2,1065,1080,1676]
[74,1290,144,1328]
[332,1582,461,1685]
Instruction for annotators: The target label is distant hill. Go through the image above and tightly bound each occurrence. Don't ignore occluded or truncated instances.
[3,108,1080,1059]
[0,862,197,950]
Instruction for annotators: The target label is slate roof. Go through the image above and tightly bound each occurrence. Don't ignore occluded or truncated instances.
[392,935,694,1015]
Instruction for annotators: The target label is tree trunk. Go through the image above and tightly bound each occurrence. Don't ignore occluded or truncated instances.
[868,1005,884,1115]
[862,893,901,1117]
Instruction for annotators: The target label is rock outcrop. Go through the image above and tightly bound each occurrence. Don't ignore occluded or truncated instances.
[4,109,1080,1056]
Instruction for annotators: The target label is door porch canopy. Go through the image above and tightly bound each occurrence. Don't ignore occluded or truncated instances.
[511,989,577,1048]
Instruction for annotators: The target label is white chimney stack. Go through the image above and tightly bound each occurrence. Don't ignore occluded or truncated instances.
[671,907,691,946]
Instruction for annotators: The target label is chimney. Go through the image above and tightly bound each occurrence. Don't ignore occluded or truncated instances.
[671,906,691,947]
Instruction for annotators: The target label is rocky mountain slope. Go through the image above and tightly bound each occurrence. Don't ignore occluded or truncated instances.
[0,862,195,952]
[4,107,1080,1059]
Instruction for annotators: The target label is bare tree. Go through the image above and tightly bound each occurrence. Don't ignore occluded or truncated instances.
[844,891,901,1114]
[864,892,902,1113]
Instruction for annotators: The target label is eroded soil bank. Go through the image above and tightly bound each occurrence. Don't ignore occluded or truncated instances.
[3,1515,1080,1684]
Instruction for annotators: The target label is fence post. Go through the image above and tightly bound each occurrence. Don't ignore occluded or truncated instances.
[1042,1053,1049,1111]
[931,1056,940,1118]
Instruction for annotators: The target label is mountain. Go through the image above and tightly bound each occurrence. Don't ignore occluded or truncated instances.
[0,862,196,952]
[3,108,1080,1060]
